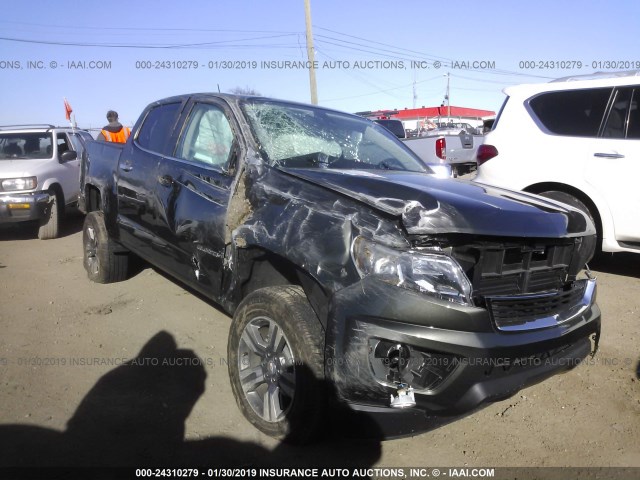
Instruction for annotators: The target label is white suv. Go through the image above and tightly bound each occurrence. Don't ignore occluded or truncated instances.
[0,125,93,239]
[474,71,640,255]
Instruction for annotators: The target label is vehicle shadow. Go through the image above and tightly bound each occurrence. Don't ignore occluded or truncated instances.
[0,331,400,472]
[0,209,84,241]
[589,252,640,279]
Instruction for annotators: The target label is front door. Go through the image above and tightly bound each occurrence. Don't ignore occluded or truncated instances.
[153,99,240,298]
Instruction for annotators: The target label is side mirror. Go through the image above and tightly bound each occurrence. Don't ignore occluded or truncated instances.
[60,150,77,162]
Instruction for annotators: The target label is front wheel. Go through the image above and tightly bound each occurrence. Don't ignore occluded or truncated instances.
[38,191,60,240]
[227,286,325,444]
[83,211,128,283]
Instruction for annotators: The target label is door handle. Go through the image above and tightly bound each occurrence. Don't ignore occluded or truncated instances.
[158,174,174,187]
[120,161,133,172]
[594,152,625,159]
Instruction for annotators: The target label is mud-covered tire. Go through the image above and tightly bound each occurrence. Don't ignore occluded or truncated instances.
[228,286,325,444]
[83,211,128,283]
[37,192,60,240]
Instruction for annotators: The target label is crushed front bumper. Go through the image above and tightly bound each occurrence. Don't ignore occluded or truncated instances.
[0,192,51,223]
[326,276,600,417]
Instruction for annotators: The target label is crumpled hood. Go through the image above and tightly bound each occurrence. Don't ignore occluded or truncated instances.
[281,168,594,237]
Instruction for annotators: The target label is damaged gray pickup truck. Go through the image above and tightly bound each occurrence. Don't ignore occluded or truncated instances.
[79,93,600,443]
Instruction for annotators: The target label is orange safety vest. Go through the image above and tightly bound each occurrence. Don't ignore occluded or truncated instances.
[101,126,131,143]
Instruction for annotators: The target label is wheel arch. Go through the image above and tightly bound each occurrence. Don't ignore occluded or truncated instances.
[524,182,603,239]
[233,247,329,329]
[83,183,102,212]
[42,182,64,214]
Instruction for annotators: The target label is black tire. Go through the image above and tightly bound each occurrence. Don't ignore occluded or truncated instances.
[538,190,598,260]
[228,285,325,444]
[83,211,128,283]
[38,191,60,240]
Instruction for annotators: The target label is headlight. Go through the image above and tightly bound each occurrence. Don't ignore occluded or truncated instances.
[351,236,473,306]
[1,177,37,191]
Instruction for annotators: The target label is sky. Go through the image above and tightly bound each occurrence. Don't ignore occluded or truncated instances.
[1,0,639,130]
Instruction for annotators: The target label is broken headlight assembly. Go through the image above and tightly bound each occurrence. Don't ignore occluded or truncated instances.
[351,236,473,306]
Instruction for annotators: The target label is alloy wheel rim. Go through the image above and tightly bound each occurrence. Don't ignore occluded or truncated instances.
[85,225,99,275]
[238,315,295,423]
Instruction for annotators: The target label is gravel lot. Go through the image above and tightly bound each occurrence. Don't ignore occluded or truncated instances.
[0,212,638,474]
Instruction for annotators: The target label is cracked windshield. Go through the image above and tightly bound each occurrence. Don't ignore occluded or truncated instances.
[242,100,429,173]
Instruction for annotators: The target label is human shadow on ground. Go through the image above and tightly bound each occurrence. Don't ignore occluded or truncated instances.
[0,330,458,474]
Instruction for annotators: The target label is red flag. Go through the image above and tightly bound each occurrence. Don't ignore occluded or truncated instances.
[64,98,73,121]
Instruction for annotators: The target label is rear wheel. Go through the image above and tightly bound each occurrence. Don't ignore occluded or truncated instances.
[83,211,128,283]
[38,191,60,240]
[228,286,325,444]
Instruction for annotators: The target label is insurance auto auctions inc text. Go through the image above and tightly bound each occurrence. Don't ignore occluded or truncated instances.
[200,467,496,478]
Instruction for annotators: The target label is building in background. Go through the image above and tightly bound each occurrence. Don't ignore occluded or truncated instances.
[357,106,496,135]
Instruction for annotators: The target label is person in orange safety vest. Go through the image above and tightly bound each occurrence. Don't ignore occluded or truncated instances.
[98,110,131,143]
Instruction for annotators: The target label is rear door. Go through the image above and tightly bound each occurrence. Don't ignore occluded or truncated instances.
[116,101,185,265]
[152,98,241,297]
[586,86,640,243]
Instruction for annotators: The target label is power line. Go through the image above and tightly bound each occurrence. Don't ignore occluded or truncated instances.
[314,26,450,62]
[0,20,298,34]
[0,33,301,49]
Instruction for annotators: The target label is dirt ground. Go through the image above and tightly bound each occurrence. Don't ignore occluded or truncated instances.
[0,212,638,473]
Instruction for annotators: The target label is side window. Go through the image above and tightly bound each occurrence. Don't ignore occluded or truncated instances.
[67,133,85,153]
[136,102,181,154]
[602,88,632,138]
[529,88,612,137]
[56,133,71,156]
[626,89,640,139]
[176,103,234,168]
[79,131,94,143]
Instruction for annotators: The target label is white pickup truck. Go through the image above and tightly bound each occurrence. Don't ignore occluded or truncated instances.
[369,118,482,177]
[402,132,483,177]
[0,124,93,239]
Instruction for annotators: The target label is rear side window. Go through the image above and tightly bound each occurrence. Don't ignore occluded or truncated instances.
[529,88,612,137]
[602,87,640,139]
[136,102,181,154]
[628,90,640,139]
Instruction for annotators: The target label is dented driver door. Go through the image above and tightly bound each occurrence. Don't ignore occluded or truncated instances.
[153,99,240,298]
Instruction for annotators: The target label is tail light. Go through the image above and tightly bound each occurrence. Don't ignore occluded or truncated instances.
[436,137,446,160]
[476,144,498,166]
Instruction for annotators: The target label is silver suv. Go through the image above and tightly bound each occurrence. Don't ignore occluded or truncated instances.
[0,125,93,239]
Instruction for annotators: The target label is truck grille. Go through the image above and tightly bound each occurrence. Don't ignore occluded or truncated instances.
[411,236,592,330]
[451,240,576,297]
[486,281,587,331]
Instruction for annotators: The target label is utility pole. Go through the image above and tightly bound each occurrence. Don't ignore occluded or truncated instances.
[446,72,451,119]
[412,69,417,109]
[304,0,318,104]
